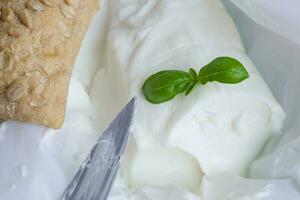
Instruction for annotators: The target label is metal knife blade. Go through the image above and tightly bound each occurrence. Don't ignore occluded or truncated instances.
[61,98,136,200]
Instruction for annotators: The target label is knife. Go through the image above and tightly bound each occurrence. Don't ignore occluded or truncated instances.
[61,98,136,200]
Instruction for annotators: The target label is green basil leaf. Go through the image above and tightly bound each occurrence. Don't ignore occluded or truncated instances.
[142,57,249,104]
[199,57,249,84]
[142,70,191,104]
[189,68,198,80]
[185,81,198,96]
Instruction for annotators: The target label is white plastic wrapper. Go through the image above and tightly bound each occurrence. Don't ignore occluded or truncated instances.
[230,0,300,45]
[0,1,300,200]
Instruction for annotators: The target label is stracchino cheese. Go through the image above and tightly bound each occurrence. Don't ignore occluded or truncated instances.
[91,0,285,193]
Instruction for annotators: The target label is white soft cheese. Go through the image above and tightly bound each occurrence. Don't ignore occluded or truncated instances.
[91,0,285,193]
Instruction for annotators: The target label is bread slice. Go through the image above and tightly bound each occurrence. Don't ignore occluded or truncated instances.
[0,0,99,128]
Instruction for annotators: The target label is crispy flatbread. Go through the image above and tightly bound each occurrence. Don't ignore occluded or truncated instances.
[0,0,99,128]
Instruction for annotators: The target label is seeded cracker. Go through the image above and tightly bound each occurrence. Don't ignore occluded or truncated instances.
[0,0,99,128]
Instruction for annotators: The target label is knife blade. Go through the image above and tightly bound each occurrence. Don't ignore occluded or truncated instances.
[61,98,136,200]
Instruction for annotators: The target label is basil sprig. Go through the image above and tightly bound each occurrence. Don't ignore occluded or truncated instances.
[142,57,249,104]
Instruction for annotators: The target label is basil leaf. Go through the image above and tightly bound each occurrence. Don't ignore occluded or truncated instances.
[142,57,249,104]
[189,68,198,80]
[199,57,249,84]
[185,81,198,96]
[142,70,191,104]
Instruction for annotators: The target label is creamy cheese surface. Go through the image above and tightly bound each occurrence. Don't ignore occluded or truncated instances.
[0,0,287,200]
[91,0,285,193]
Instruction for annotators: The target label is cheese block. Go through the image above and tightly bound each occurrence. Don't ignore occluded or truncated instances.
[91,0,285,191]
